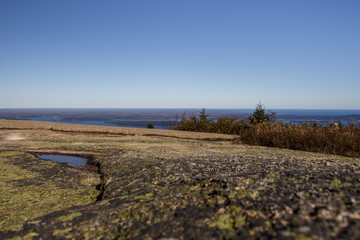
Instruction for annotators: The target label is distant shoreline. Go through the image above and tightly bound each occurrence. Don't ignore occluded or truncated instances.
[0,108,359,129]
[0,119,236,141]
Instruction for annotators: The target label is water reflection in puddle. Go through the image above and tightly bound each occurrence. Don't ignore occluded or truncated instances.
[36,154,88,168]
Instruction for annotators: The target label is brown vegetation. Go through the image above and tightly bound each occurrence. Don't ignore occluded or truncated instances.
[174,108,360,158]
[0,119,235,141]
[240,123,360,158]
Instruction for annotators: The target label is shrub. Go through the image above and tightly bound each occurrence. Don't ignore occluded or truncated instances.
[174,109,247,134]
[239,123,360,158]
[147,123,154,129]
[173,105,360,158]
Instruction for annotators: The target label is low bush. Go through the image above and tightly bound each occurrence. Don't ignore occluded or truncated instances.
[174,108,360,158]
[239,123,360,158]
[174,110,247,135]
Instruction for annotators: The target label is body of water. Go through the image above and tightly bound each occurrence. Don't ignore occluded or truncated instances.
[1,108,359,128]
[16,117,172,129]
[36,154,88,168]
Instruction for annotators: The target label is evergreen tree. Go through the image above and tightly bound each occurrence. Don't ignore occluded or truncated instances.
[249,103,274,124]
[199,108,209,122]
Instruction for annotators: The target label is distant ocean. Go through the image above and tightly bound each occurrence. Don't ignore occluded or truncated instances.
[1,108,359,129]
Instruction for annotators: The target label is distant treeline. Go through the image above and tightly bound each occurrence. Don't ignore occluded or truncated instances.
[173,105,360,158]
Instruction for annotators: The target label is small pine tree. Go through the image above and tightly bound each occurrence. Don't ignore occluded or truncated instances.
[147,123,154,129]
[249,103,274,124]
[199,108,209,122]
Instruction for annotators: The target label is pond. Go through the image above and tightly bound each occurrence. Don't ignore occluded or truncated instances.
[36,154,88,168]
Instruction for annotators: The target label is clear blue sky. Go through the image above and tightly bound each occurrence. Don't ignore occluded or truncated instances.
[1,0,359,109]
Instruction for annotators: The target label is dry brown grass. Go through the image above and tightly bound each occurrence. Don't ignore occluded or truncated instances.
[173,113,360,157]
[239,123,360,157]
[0,119,236,141]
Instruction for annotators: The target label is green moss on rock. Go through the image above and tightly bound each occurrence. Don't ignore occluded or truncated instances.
[0,151,100,231]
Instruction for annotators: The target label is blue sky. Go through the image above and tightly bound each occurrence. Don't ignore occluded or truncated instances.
[1,0,359,109]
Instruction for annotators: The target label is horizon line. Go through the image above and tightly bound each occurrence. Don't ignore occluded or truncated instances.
[0,107,360,110]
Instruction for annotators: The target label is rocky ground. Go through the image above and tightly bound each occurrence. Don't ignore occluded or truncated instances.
[0,120,360,239]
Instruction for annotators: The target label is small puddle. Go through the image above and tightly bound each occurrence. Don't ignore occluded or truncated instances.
[34,153,104,202]
[36,154,88,168]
